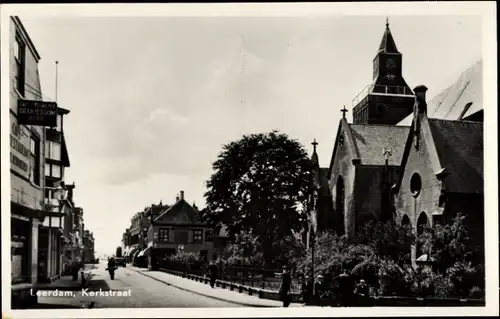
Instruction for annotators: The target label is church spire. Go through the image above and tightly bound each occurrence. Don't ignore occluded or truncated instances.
[311,139,319,165]
[378,17,399,54]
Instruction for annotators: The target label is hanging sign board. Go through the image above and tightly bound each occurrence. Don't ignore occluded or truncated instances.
[17,100,57,127]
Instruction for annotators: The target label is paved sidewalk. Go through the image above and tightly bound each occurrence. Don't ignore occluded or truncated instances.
[128,266,303,308]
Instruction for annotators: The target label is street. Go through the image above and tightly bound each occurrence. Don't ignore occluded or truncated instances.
[37,261,245,308]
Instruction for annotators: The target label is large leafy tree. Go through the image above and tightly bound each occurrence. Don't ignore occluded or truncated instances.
[201,130,313,267]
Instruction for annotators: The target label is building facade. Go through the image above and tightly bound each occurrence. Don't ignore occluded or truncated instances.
[125,191,230,270]
[309,20,484,266]
[38,106,71,282]
[83,230,95,263]
[394,86,484,265]
[10,16,47,288]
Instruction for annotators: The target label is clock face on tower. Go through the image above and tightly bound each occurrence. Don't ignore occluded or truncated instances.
[386,58,396,70]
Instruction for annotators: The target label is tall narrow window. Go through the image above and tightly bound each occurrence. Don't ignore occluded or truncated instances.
[158,229,169,243]
[30,136,40,186]
[14,36,25,96]
[45,163,51,177]
[57,115,63,131]
[46,141,61,161]
[51,164,61,178]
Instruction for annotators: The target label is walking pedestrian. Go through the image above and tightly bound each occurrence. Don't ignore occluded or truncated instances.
[208,261,218,288]
[279,265,291,307]
[301,275,314,305]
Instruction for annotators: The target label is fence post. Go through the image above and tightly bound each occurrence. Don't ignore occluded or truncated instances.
[261,268,265,289]
[251,268,254,287]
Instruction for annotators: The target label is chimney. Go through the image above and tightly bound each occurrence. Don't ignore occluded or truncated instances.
[176,194,180,202]
[413,85,428,149]
[180,190,185,201]
[413,85,428,115]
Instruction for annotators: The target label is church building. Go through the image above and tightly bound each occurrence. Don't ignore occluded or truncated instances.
[307,20,484,261]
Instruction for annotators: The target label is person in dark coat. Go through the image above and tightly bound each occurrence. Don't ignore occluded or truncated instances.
[354,279,370,306]
[72,257,83,281]
[301,275,314,305]
[107,256,117,280]
[337,270,355,307]
[279,266,291,307]
[314,274,328,306]
[208,261,218,288]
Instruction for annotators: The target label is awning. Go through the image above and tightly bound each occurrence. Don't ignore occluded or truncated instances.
[137,246,151,258]
[123,246,131,257]
[128,246,140,258]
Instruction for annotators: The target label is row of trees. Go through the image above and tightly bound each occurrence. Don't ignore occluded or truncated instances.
[196,130,484,299]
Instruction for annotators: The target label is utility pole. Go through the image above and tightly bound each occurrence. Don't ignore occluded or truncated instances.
[55,61,59,101]
[382,147,392,220]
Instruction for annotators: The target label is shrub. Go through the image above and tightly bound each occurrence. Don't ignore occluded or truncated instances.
[469,286,484,299]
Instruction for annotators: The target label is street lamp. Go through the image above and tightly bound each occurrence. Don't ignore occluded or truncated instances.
[382,147,392,220]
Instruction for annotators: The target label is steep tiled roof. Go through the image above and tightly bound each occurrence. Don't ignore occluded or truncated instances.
[349,124,410,166]
[154,200,203,224]
[398,59,482,126]
[378,23,399,54]
[428,119,483,193]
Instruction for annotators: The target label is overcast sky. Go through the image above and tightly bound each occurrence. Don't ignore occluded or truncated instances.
[18,14,482,255]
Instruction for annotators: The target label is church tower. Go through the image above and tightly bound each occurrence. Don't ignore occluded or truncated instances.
[352,19,414,125]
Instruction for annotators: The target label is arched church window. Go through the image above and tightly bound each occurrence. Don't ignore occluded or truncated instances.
[336,176,345,235]
[416,212,429,235]
[401,214,411,229]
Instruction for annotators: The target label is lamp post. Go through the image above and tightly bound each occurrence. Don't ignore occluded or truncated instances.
[382,147,392,220]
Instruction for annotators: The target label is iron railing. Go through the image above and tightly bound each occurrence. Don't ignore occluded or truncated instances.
[352,84,413,106]
[158,260,302,293]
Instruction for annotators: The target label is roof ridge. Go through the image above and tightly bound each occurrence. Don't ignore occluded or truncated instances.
[349,123,411,128]
[428,117,483,125]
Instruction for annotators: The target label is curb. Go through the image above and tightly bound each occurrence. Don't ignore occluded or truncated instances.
[128,267,279,308]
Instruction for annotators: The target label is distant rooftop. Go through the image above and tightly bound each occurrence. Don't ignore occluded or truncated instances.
[397,59,483,126]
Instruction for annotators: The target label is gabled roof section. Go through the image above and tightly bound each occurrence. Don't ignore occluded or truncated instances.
[328,118,361,176]
[154,199,204,224]
[378,21,399,54]
[349,124,410,166]
[397,59,483,126]
[428,119,483,193]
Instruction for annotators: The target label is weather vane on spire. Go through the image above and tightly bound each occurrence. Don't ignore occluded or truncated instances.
[386,17,390,29]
